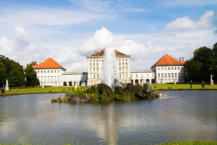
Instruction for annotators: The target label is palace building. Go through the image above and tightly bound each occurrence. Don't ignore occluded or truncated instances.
[33,58,65,86]
[151,54,185,84]
[87,49,131,86]
[33,49,185,87]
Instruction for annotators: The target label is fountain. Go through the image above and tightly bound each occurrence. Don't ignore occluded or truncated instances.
[102,47,118,90]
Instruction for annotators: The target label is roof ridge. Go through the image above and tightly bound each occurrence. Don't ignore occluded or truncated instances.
[152,54,184,67]
[33,57,65,69]
[89,48,127,56]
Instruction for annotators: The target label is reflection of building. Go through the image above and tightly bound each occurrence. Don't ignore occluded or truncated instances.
[87,49,131,86]
[151,54,185,84]
[33,50,185,86]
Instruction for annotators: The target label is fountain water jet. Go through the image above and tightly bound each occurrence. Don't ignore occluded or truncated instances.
[102,47,118,90]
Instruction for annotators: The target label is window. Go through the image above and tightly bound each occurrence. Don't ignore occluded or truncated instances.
[165,73,167,77]
[161,73,163,77]
[168,73,170,77]
[168,67,170,70]
[158,73,160,77]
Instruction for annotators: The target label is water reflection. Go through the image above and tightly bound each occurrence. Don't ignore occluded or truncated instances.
[0,91,217,145]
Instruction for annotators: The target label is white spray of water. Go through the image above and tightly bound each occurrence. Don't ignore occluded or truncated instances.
[102,47,118,90]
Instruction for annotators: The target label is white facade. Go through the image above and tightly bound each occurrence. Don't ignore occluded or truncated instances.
[35,68,64,86]
[152,65,184,84]
[34,53,185,86]
[87,50,131,86]
[62,72,87,86]
[130,71,155,85]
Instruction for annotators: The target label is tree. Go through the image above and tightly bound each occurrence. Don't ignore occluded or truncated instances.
[0,55,25,87]
[0,62,7,87]
[24,64,39,87]
[184,43,217,82]
[212,42,217,81]
[8,68,25,87]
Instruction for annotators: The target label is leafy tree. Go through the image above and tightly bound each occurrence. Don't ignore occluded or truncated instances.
[24,64,39,87]
[184,43,217,82]
[0,62,7,87]
[0,55,25,87]
[212,42,217,81]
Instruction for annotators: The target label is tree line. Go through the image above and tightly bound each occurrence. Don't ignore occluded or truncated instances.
[0,55,39,88]
[184,42,217,83]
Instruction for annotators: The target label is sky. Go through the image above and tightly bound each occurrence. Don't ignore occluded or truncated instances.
[0,0,216,71]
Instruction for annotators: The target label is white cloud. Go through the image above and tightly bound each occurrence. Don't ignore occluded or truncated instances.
[0,8,216,72]
[165,10,214,31]
[80,27,163,70]
[0,8,107,27]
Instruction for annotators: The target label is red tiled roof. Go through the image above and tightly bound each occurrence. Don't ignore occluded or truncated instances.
[90,48,127,56]
[152,54,185,67]
[33,58,64,69]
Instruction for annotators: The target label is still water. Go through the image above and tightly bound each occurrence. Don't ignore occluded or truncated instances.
[0,90,217,145]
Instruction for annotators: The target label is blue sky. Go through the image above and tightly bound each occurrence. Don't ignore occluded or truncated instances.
[0,0,216,71]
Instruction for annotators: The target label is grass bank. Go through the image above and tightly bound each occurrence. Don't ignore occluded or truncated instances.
[2,86,74,96]
[1,84,217,97]
[159,141,217,145]
[152,84,217,90]
[0,140,216,145]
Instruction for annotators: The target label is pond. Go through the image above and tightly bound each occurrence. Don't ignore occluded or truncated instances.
[0,90,217,145]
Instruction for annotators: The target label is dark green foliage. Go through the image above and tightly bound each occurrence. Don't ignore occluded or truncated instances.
[24,64,40,87]
[52,83,159,104]
[0,55,25,87]
[97,83,113,97]
[0,62,7,87]
[184,43,217,82]
[8,68,25,87]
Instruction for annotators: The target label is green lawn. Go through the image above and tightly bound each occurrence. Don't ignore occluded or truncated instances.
[152,84,217,90]
[3,86,74,96]
[159,141,217,145]
[1,84,217,96]
[0,141,217,145]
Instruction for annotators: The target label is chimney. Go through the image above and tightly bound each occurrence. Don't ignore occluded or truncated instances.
[31,61,37,65]
[180,57,185,62]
